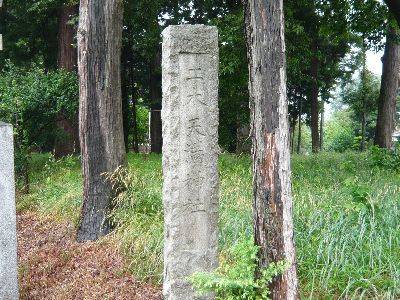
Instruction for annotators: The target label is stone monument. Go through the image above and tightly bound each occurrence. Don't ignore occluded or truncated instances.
[0,122,19,300]
[161,25,219,300]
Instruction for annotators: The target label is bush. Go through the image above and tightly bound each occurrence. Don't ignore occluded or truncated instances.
[189,237,287,300]
[0,62,78,187]
[370,145,400,171]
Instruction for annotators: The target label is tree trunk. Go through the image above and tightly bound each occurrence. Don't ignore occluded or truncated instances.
[310,41,319,153]
[57,4,77,71]
[375,26,400,148]
[77,0,127,242]
[130,45,139,153]
[243,0,299,298]
[297,96,302,154]
[319,103,324,151]
[54,4,79,158]
[150,51,163,153]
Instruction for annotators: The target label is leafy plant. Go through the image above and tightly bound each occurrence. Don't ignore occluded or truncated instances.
[370,145,400,171]
[189,237,288,300]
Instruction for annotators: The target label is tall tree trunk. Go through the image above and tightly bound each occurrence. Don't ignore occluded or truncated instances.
[297,96,302,154]
[149,51,162,153]
[310,40,319,153]
[77,0,127,242]
[375,26,400,148]
[54,4,79,158]
[243,0,299,298]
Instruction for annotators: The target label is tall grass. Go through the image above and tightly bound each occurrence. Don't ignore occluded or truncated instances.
[20,151,400,298]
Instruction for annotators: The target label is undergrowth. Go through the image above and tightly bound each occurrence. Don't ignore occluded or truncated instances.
[19,151,400,298]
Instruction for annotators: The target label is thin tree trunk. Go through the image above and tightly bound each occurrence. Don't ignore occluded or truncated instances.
[130,44,139,153]
[54,4,79,158]
[291,121,295,154]
[310,40,319,153]
[149,51,162,153]
[77,0,127,242]
[320,103,324,151]
[297,96,302,154]
[243,0,299,298]
[375,26,400,148]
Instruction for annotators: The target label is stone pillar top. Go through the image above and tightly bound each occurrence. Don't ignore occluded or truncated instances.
[162,25,218,55]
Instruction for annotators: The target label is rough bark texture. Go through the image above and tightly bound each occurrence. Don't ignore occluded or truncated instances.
[162,25,219,300]
[375,28,400,148]
[243,1,299,299]
[54,4,80,158]
[77,0,127,242]
[310,41,319,153]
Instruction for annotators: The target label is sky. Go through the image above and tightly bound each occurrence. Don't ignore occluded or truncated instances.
[366,49,384,76]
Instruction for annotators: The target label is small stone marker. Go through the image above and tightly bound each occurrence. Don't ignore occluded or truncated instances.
[0,122,19,300]
[161,25,219,300]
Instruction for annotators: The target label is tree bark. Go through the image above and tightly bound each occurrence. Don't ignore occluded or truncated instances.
[77,0,127,242]
[375,26,400,148]
[243,0,299,298]
[310,40,319,153]
[54,4,79,158]
[57,4,77,72]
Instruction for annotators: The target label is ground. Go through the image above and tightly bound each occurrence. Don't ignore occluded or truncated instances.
[17,211,162,300]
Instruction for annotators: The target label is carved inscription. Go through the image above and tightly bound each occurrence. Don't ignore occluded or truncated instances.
[162,25,219,300]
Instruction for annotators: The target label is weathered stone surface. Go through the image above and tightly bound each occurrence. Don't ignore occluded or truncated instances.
[0,121,19,300]
[161,25,219,300]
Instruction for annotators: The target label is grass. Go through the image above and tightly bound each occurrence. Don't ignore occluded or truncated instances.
[19,151,400,298]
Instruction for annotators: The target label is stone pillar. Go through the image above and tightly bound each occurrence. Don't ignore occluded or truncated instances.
[0,122,19,300]
[161,25,219,300]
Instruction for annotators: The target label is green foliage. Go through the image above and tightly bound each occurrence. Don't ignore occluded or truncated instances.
[0,62,78,186]
[189,237,288,300]
[370,145,400,171]
[324,110,356,152]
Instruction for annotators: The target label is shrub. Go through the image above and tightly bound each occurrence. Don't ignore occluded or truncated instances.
[0,62,78,188]
[189,237,288,300]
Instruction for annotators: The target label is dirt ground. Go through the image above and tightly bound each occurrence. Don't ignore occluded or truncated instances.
[17,211,163,300]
